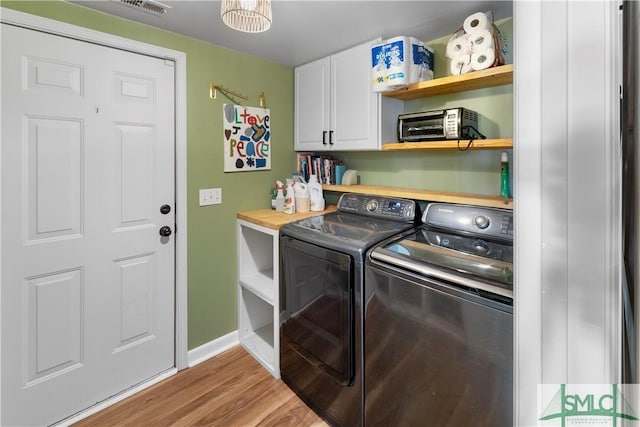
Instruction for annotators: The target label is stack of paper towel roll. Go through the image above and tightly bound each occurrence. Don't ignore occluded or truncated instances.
[446,11,503,75]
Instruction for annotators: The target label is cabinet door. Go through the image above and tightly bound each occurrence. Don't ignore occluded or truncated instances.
[331,40,380,150]
[294,57,330,151]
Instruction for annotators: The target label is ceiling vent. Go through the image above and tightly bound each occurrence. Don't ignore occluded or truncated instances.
[114,0,171,16]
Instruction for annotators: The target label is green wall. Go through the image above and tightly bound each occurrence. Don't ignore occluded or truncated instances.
[1,0,296,349]
[336,18,513,197]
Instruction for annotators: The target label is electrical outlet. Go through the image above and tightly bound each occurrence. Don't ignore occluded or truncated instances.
[199,188,222,206]
[211,188,222,204]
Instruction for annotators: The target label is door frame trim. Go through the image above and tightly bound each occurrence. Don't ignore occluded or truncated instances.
[0,6,189,421]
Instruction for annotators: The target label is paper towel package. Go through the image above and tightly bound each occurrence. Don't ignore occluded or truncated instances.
[372,37,434,92]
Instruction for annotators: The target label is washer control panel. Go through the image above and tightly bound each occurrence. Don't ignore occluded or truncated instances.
[337,193,416,222]
[424,203,513,241]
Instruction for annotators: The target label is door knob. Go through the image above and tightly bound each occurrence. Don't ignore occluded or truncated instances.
[159,226,172,237]
[160,204,171,214]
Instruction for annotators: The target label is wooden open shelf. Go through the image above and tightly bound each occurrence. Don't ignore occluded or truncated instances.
[382,64,513,101]
[322,184,512,210]
[382,138,512,151]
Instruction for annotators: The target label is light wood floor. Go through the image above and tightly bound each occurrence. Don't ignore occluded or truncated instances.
[74,345,329,427]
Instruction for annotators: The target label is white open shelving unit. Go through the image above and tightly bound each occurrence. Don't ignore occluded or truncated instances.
[236,219,280,378]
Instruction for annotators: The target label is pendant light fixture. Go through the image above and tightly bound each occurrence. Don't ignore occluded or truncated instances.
[221,0,272,33]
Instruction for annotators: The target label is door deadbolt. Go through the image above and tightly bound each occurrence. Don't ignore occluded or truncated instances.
[160,204,171,214]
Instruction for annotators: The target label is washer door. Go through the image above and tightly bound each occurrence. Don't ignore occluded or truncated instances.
[371,228,513,298]
[280,236,353,385]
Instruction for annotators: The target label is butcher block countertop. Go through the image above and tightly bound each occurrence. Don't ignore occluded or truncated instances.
[237,206,337,230]
[238,184,512,230]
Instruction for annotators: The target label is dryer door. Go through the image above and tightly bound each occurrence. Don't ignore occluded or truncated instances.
[280,236,353,385]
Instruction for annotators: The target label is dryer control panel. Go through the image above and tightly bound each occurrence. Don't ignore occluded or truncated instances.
[337,193,416,222]
[424,203,513,242]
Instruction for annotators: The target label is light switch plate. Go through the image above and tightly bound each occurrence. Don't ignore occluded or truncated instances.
[199,188,222,206]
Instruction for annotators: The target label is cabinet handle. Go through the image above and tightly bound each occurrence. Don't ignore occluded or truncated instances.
[329,130,334,145]
[322,130,327,145]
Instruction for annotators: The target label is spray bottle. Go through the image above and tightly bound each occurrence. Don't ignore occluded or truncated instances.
[283,179,296,214]
[275,180,285,212]
[500,151,510,198]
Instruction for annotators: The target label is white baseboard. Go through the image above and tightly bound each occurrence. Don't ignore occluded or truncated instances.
[187,330,239,367]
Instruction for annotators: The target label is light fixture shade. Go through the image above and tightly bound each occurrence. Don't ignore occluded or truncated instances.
[221,0,272,33]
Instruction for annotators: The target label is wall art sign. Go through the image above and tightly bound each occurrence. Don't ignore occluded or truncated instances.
[223,103,271,172]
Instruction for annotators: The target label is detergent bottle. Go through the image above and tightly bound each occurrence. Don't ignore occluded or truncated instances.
[308,174,325,211]
[283,179,296,214]
[295,182,310,213]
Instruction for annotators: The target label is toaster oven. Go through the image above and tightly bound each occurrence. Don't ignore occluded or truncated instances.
[397,107,479,141]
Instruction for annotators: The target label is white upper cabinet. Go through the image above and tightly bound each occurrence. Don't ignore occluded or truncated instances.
[294,56,330,150]
[294,39,401,151]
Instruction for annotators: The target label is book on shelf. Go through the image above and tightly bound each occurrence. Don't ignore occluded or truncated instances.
[296,153,345,185]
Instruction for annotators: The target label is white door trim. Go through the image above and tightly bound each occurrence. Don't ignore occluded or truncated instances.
[0,6,188,421]
[513,1,621,425]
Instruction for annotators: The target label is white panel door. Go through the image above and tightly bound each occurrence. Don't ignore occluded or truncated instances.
[1,24,175,426]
